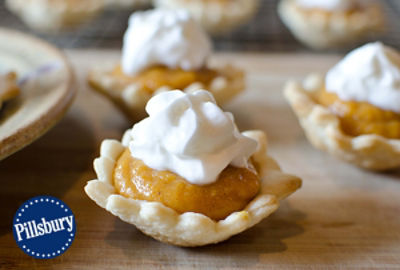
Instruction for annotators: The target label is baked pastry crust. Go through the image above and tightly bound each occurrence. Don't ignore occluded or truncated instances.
[0,72,20,110]
[153,0,260,33]
[88,65,245,122]
[284,74,400,170]
[278,0,384,49]
[6,0,103,32]
[85,130,301,246]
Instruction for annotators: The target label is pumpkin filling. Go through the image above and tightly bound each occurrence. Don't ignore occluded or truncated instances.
[111,65,219,94]
[0,72,20,105]
[315,89,400,139]
[113,149,261,221]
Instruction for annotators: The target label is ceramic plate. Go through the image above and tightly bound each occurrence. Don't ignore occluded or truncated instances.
[0,28,75,160]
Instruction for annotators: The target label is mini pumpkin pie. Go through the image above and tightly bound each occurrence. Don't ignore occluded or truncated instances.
[0,72,20,111]
[153,0,260,34]
[278,0,384,49]
[285,42,400,170]
[85,90,301,246]
[88,9,245,123]
[6,0,104,32]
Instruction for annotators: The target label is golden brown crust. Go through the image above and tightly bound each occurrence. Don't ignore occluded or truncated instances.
[88,65,245,123]
[84,130,302,246]
[278,0,385,49]
[284,74,400,170]
[154,0,260,33]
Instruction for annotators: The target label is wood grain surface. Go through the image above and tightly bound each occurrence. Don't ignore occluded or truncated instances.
[0,50,399,269]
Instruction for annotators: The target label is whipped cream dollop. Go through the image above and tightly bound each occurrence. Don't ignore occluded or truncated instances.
[122,9,212,76]
[326,42,400,113]
[295,0,363,11]
[129,90,258,185]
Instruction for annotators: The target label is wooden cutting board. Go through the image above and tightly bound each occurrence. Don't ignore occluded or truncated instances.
[1,50,399,269]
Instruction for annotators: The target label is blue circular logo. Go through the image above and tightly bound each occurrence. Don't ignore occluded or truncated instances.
[12,196,76,259]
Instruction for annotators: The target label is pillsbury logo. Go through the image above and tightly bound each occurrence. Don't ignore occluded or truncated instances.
[12,196,76,259]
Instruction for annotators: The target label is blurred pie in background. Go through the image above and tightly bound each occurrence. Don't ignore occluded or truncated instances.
[88,9,245,123]
[153,0,260,34]
[284,42,400,170]
[5,0,152,33]
[103,0,152,8]
[278,0,385,49]
[0,72,20,111]
[5,0,104,32]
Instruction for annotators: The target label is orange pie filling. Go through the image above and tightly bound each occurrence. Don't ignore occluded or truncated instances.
[111,65,219,94]
[0,72,20,103]
[315,89,400,139]
[113,149,261,221]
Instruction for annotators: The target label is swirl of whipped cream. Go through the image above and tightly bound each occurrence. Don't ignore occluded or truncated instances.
[295,0,362,11]
[129,90,258,185]
[122,9,212,76]
[326,42,400,113]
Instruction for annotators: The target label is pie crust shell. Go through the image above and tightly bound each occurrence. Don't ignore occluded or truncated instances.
[284,74,400,170]
[85,130,302,246]
[278,0,384,49]
[88,65,245,122]
[153,0,260,33]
